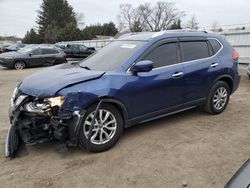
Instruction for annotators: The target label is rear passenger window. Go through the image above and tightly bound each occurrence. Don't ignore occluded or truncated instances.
[209,39,222,54]
[42,49,59,54]
[181,41,210,62]
[143,43,177,68]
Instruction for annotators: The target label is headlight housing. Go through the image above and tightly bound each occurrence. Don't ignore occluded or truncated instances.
[10,87,18,107]
[46,96,65,107]
[11,87,18,99]
[15,95,28,108]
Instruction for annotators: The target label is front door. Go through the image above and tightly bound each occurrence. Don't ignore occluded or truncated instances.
[126,39,185,118]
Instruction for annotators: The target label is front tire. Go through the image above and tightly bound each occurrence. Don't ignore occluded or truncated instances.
[204,81,230,114]
[79,104,123,152]
[5,125,21,158]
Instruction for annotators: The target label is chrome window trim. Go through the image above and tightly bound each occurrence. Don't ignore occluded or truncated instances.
[126,38,223,73]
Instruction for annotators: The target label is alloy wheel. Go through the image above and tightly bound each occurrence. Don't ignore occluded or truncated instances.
[14,61,25,70]
[213,87,228,110]
[83,109,117,145]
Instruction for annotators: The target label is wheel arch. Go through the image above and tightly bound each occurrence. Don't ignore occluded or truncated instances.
[214,75,233,94]
[13,59,27,69]
[85,97,129,128]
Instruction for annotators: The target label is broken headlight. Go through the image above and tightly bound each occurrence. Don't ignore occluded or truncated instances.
[46,96,65,107]
[10,86,27,109]
[15,95,28,108]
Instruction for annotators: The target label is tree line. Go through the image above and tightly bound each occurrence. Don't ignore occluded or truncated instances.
[23,0,220,44]
[23,0,118,44]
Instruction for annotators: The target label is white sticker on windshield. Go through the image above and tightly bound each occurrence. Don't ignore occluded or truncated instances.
[121,44,137,49]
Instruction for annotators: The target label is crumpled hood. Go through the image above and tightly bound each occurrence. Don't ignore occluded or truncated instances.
[19,63,105,97]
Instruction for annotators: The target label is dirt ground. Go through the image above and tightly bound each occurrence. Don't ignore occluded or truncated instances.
[0,65,249,188]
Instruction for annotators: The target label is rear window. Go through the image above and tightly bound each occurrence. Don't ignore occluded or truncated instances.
[181,41,210,62]
[209,39,222,54]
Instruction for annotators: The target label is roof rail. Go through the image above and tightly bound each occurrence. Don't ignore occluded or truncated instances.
[151,29,210,38]
[118,29,211,39]
[163,29,208,33]
[118,32,152,39]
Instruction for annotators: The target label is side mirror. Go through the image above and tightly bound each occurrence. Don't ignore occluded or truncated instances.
[131,60,154,73]
[29,53,33,56]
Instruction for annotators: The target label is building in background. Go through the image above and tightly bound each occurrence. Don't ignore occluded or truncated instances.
[219,29,250,64]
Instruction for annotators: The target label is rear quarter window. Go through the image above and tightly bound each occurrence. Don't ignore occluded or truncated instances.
[181,41,210,62]
[208,39,222,55]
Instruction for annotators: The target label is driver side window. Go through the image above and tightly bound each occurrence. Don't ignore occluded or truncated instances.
[143,42,178,68]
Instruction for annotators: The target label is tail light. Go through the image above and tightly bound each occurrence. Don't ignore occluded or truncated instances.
[232,50,239,61]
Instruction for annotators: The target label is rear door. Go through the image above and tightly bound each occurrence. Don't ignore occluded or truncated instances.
[41,48,60,65]
[65,44,78,58]
[27,48,44,66]
[180,37,221,103]
[78,45,89,58]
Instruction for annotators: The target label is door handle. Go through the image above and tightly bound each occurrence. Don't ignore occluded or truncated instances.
[172,72,184,78]
[210,63,218,68]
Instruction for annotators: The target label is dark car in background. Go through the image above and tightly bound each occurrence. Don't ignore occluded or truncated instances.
[55,43,95,58]
[4,43,25,52]
[0,47,67,70]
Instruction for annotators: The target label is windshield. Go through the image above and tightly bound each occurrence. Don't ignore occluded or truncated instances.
[17,48,33,54]
[80,40,146,71]
[7,44,17,50]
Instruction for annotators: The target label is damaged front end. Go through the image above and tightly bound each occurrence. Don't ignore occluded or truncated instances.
[6,87,86,158]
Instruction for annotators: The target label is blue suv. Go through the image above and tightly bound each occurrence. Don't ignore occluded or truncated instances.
[6,31,241,157]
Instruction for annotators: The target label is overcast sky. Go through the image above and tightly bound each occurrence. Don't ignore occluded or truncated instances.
[0,0,249,37]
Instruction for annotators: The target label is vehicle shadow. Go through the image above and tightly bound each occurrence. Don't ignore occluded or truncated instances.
[122,107,206,138]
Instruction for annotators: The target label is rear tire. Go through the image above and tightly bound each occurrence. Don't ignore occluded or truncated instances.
[13,61,26,70]
[204,81,230,114]
[79,104,123,152]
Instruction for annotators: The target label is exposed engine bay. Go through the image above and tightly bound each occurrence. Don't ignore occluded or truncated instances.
[6,89,87,158]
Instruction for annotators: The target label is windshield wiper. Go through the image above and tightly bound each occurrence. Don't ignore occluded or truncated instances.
[80,66,91,70]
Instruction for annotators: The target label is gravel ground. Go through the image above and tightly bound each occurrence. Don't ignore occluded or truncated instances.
[0,65,249,188]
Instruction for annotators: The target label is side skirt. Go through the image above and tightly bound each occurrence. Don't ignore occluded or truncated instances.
[126,98,206,128]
